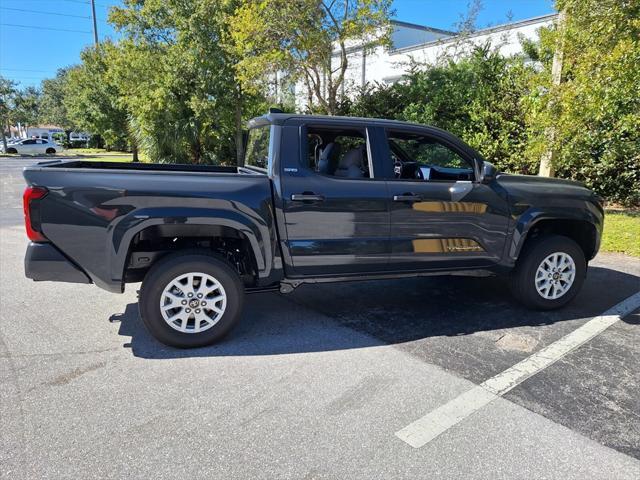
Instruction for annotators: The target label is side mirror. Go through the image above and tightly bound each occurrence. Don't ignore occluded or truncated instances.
[480,161,497,184]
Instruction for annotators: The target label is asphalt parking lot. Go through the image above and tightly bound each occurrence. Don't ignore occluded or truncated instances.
[1,157,639,479]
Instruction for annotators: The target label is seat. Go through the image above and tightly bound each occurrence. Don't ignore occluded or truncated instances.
[334,145,366,178]
[317,143,341,175]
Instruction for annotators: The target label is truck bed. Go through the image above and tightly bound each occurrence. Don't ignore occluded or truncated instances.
[23,160,278,292]
[28,159,252,175]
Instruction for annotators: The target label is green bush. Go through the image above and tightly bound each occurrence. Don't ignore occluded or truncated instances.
[342,25,639,206]
[342,46,539,175]
[549,0,640,206]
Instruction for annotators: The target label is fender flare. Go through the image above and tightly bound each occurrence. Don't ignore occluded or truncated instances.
[108,207,273,285]
[507,206,601,262]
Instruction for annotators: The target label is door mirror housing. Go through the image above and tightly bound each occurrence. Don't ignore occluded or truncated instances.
[480,161,497,184]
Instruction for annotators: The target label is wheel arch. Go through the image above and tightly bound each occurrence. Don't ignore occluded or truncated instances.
[109,207,275,288]
[509,209,602,263]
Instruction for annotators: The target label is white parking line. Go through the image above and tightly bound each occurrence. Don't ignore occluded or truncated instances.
[396,291,640,448]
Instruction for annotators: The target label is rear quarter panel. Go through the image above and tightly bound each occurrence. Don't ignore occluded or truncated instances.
[23,166,279,292]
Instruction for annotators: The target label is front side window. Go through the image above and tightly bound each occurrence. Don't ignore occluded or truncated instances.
[387,130,474,182]
[244,126,270,170]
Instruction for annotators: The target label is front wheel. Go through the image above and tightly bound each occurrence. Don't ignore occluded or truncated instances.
[139,252,244,348]
[510,235,586,310]
[45,148,56,154]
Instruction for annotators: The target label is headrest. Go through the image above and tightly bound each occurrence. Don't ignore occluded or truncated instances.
[339,145,364,168]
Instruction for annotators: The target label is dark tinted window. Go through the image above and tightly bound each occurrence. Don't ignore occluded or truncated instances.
[305,127,371,179]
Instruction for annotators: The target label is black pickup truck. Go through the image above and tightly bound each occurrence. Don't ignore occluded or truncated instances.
[23,113,604,347]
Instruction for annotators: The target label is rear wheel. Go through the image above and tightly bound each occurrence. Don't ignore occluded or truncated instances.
[6,148,17,154]
[510,235,586,310]
[139,252,244,348]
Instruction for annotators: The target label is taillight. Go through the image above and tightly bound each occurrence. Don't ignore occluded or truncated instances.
[23,186,48,242]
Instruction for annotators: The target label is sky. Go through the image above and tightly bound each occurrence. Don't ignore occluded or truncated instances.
[0,0,555,88]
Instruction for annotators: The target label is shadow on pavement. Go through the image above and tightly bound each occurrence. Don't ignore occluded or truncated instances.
[112,265,639,360]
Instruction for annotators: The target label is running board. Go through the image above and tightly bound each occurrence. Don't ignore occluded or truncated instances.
[278,269,495,294]
[245,285,281,294]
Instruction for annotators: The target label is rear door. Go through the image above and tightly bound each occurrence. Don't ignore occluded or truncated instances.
[36,140,48,154]
[278,121,390,277]
[378,127,510,271]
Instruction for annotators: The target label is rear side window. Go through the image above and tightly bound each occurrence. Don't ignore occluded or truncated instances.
[304,126,372,179]
[244,126,270,170]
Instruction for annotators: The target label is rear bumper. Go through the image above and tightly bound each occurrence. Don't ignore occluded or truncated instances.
[24,242,92,284]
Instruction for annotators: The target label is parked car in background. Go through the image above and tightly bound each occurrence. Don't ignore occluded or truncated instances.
[3,138,64,155]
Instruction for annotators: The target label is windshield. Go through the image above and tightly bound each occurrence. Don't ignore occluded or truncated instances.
[244,126,270,170]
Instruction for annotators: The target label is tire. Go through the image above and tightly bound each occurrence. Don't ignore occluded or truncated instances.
[45,148,56,154]
[6,148,17,154]
[509,234,586,310]
[139,251,244,348]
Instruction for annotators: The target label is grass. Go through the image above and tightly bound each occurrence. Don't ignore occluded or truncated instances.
[0,149,148,162]
[64,148,151,162]
[0,153,134,162]
[77,155,135,162]
[601,209,640,257]
[69,148,130,155]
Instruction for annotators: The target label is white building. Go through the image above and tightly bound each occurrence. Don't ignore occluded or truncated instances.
[293,14,557,110]
[26,126,65,141]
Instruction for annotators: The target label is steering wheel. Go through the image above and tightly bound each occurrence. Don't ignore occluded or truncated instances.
[394,160,424,180]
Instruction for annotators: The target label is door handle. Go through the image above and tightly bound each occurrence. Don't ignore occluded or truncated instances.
[291,193,325,202]
[393,194,422,202]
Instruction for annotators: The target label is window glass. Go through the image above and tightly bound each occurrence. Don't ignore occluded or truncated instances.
[244,126,270,170]
[305,127,371,179]
[23,139,36,145]
[386,130,473,182]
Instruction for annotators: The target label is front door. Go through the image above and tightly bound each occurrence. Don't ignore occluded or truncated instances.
[279,123,390,277]
[379,127,510,272]
[21,139,37,154]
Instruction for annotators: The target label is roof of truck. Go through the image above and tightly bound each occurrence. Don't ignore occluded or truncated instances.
[249,112,442,131]
[248,112,486,163]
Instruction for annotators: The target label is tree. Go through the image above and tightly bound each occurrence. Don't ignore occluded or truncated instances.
[12,86,41,134]
[40,68,75,133]
[531,0,640,205]
[230,0,392,115]
[64,43,133,155]
[109,0,266,164]
[0,78,42,148]
[0,76,17,151]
